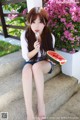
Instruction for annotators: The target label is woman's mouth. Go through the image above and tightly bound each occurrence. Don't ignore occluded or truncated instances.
[35,30,39,32]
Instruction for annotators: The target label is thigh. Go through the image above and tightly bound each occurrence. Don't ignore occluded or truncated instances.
[22,60,36,71]
[22,63,32,74]
[34,60,52,74]
[22,64,33,82]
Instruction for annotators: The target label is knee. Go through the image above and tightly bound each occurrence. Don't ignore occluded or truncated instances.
[32,63,41,73]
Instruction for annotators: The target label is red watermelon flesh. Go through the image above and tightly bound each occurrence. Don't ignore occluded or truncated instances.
[47,51,67,65]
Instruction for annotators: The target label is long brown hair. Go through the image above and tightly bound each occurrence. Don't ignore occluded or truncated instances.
[25,7,54,60]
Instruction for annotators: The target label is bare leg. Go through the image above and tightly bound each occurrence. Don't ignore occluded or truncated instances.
[22,64,34,120]
[32,61,51,119]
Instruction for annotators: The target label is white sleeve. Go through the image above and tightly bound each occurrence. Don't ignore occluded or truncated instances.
[20,31,30,61]
[51,33,55,48]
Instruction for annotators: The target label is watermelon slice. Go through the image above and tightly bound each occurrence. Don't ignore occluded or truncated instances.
[47,50,67,65]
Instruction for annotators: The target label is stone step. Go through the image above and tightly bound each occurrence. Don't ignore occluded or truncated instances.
[0,70,22,111]
[49,84,80,120]
[0,64,60,111]
[1,74,78,120]
[0,51,24,78]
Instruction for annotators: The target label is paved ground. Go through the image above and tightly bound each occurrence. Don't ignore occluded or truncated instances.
[0,35,20,46]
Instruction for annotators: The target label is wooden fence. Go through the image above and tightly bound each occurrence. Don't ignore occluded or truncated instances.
[0,0,45,39]
[0,0,27,40]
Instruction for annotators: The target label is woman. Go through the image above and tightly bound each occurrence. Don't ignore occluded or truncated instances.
[21,7,55,120]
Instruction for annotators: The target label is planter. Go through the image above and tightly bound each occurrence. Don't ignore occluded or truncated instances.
[57,50,80,83]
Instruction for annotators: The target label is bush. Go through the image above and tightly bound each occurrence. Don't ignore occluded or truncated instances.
[0,40,21,57]
[45,0,80,53]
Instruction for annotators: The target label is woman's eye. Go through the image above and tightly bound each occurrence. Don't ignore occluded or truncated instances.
[32,20,36,23]
[40,21,42,23]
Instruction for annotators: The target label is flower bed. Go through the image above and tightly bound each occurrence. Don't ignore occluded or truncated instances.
[45,0,80,53]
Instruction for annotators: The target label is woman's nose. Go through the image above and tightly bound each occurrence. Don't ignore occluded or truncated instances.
[35,23,39,28]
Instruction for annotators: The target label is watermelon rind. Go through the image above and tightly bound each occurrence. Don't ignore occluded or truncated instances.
[47,50,67,65]
[47,54,60,64]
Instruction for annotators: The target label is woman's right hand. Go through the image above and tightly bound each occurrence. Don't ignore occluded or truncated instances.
[34,41,40,52]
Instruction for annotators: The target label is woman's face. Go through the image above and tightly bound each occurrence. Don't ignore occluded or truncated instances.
[30,16,45,35]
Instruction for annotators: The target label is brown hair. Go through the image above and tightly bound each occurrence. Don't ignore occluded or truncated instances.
[25,7,54,60]
[27,7,49,24]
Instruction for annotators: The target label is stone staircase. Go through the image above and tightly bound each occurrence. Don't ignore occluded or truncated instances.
[0,51,78,120]
[49,84,80,120]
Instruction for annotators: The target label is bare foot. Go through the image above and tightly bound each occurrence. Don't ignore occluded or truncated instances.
[38,116,46,120]
[27,116,35,120]
[37,102,46,120]
[27,115,35,120]
[27,110,35,120]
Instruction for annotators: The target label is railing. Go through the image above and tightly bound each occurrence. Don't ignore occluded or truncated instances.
[0,0,26,40]
[1,0,26,5]
[0,0,45,40]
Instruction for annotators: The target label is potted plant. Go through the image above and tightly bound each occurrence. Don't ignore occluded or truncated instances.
[45,0,80,82]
